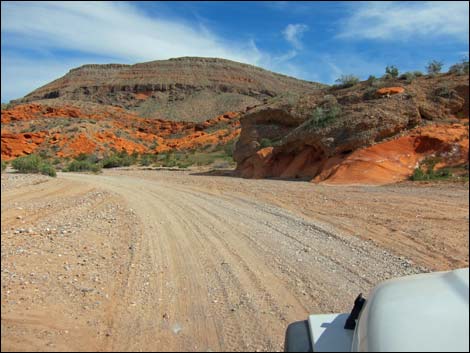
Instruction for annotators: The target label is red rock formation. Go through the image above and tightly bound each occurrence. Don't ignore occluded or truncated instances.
[376,87,405,95]
[1,132,48,160]
[1,103,241,160]
[234,72,469,184]
[315,124,469,185]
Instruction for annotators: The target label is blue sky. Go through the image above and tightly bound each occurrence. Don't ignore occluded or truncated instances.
[1,1,469,102]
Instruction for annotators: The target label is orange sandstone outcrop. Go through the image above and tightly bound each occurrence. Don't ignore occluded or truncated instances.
[376,87,405,95]
[315,124,469,185]
[234,72,469,184]
[1,103,241,160]
[1,132,48,160]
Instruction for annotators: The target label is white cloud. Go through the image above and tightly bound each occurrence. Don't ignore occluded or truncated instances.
[1,1,262,64]
[282,24,309,49]
[1,1,274,101]
[338,1,469,41]
[1,1,313,101]
[1,53,111,102]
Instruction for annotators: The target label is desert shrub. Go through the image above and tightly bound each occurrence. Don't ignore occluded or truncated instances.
[413,71,424,77]
[140,154,153,166]
[259,137,282,149]
[385,65,399,78]
[12,154,56,177]
[367,75,377,84]
[12,154,42,173]
[334,75,360,89]
[63,160,102,173]
[434,85,455,99]
[399,72,416,83]
[363,87,378,100]
[224,140,236,157]
[448,58,469,75]
[304,104,342,130]
[101,150,137,168]
[426,60,443,75]
[74,153,100,164]
[101,155,122,168]
[411,167,452,181]
[38,163,57,177]
[1,103,13,111]
[411,156,453,181]
[1,160,7,172]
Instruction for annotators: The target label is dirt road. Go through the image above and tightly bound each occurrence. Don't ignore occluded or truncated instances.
[1,171,467,351]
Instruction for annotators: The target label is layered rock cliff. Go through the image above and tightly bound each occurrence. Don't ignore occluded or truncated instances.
[234,73,469,184]
[13,57,324,122]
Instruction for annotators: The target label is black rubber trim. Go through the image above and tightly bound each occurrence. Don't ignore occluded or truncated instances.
[284,320,313,352]
[344,293,366,330]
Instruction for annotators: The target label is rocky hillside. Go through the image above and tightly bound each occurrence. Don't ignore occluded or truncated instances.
[1,103,241,162]
[13,57,324,122]
[234,72,469,184]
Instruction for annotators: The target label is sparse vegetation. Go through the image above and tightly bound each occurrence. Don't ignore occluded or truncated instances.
[334,75,360,89]
[63,160,102,173]
[434,84,455,99]
[1,103,13,111]
[1,160,7,172]
[155,143,235,169]
[11,154,57,177]
[101,150,138,168]
[63,153,102,173]
[399,72,416,83]
[448,58,469,75]
[411,156,452,181]
[259,138,282,148]
[139,154,154,166]
[385,65,399,78]
[149,140,159,150]
[303,104,342,130]
[366,75,377,84]
[363,87,378,100]
[426,60,443,75]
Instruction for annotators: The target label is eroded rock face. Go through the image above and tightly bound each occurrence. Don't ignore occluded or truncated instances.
[1,103,242,160]
[12,57,324,122]
[234,73,469,184]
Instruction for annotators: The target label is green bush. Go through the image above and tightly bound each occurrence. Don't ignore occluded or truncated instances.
[399,72,416,83]
[139,154,153,166]
[411,157,453,181]
[367,75,377,82]
[304,104,342,130]
[448,58,469,75]
[385,65,399,78]
[38,163,57,177]
[70,153,100,166]
[426,60,443,75]
[101,150,137,168]
[259,138,282,149]
[11,154,56,177]
[1,160,7,172]
[363,87,378,100]
[12,154,42,173]
[334,75,360,88]
[64,160,102,173]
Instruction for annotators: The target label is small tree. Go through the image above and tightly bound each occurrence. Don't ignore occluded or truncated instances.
[385,65,399,78]
[426,60,443,75]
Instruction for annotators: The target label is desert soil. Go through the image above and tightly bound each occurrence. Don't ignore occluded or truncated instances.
[1,169,468,352]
